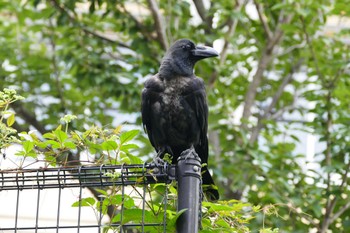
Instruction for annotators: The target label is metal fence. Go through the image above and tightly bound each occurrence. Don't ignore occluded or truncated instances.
[0,164,177,233]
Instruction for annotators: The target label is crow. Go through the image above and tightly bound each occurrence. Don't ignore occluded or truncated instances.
[141,39,219,200]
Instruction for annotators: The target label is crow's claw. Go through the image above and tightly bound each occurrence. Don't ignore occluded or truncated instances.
[152,156,166,167]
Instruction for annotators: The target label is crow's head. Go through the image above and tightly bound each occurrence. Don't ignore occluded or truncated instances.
[159,39,218,79]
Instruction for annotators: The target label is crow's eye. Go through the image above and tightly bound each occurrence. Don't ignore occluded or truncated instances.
[182,44,192,50]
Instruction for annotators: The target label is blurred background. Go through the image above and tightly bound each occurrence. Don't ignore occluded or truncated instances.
[0,0,350,232]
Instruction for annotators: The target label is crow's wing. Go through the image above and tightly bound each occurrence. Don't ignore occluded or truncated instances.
[182,78,208,162]
[141,75,164,150]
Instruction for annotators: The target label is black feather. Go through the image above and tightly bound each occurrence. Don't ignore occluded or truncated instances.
[141,39,219,200]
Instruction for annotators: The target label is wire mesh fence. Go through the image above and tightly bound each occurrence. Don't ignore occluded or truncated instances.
[0,164,176,233]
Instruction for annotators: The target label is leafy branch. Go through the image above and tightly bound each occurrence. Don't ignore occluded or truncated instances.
[49,0,130,49]
[0,88,281,232]
[0,89,24,149]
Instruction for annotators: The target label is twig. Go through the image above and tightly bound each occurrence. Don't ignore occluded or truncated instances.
[277,42,306,57]
[120,4,156,43]
[12,102,47,135]
[275,118,310,124]
[330,202,350,223]
[49,18,66,114]
[193,0,207,22]
[327,157,350,224]
[254,0,272,39]
[248,59,302,144]
[192,0,213,33]
[209,0,247,88]
[300,15,324,81]
[49,0,130,48]
[147,0,169,50]
[242,8,294,124]
[319,86,334,233]
[264,59,303,118]
[219,0,247,65]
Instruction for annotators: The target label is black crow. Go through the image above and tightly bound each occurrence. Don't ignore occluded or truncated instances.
[141,39,219,200]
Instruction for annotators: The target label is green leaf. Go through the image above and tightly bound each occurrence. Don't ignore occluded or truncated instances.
[43,132,56,139]
[72,197,96,207]
[95,188,108,196]
[45,140,61,149]
[166,208,187,232]
[27,151,37,158]
[271,3,287,11]
[111,209,161,224]
[120,143,139,152]
[23,141,34,153]
[202,201,250,212]
[101,140,118,150]
[86,141,102,154]
[127,154,144,164]
[120,130,139,144]
[54,129,68,143]
[15,150,26,157]
[119,153,131,164]
[216,219,230,228]
[44,154,57,166]
[107,194,135,209]
[64,141,76,149]
[6,113,15,126]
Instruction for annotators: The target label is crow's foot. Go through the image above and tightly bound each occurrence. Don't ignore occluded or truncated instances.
[181,145,197,160]
[152,156,166,167]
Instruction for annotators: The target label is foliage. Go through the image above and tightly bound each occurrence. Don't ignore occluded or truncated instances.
[11,114,142,168]
[0,89,24,149]
[1,0,350,232]
[0,90,277,232]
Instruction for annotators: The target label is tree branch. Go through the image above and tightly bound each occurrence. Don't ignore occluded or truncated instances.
[49,18,66,114]
[12,102,47,135]
[241,11,294,126]
[219,0,247,64]
[120,4,156,43]
[241,51,273,123]
[147,0,169,50]
[254,0,272,39]
[193,0,207,22]
[278,42,306,57]
[218,19,236,65]
[49,0,130,49]
[319,87,334,233]
[209,0,248,88]
[264,59,303,117]
[327,155,350,226]
[248,59,302,144]
[192,0,213,34]
[330,202,350,224]
[300,15,324,81]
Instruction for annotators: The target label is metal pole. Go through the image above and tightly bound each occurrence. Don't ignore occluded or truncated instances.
[176,147,201,233]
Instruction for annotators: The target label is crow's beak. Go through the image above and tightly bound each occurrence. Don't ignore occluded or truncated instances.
[192,46,219,59]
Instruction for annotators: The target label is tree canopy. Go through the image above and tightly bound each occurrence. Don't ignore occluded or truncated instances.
[1,0,350,232]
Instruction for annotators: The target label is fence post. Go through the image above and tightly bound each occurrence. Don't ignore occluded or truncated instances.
[176,147,201,233]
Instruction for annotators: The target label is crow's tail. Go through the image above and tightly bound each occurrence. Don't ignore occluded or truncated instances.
[201,166,219,201]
